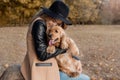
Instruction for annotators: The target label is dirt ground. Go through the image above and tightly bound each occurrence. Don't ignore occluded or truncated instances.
[0,25,120,80]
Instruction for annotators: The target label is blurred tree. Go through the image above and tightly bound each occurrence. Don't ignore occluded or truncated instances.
[100,0,120,24]
[0,0,54,26]
[1,0,119,26]
[64,0,103,24]
[108,0,120,24]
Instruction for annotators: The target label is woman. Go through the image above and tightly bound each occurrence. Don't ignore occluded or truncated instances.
[21,1,90,80]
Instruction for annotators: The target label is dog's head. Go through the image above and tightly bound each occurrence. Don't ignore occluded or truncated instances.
[46,26,65,46]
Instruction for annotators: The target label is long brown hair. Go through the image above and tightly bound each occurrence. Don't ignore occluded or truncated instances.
[30,9,67,29]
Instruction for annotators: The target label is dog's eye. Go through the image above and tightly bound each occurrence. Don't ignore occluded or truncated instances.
[55,30,58,33]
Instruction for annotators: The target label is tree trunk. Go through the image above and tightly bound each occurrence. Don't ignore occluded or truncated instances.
[0,65,24,80]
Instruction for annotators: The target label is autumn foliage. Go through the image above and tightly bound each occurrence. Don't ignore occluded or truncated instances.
[0,0,119,26]
[0,0,53,26]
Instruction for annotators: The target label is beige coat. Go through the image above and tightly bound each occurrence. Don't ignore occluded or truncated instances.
[20,18,60,80]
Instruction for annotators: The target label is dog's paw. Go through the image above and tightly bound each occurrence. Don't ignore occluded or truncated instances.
[69,72,80,77]
[47,46,55,54]
[76,61,82,74]
[61,42,68,49]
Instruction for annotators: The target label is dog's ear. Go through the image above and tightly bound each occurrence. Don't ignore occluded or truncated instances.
[60,29,68,49]
[59,27,66,42]
[60,28,66,37]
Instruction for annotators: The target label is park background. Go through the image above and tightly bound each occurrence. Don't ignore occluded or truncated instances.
[0,0,120,80]
[0,0,120,26]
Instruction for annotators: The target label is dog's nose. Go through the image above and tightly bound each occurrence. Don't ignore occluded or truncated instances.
[48,34,52,38]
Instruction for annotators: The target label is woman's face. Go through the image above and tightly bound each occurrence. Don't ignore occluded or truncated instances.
[47,19,62,27]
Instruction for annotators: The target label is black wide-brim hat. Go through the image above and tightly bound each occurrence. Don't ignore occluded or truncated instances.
[41,1,72,25]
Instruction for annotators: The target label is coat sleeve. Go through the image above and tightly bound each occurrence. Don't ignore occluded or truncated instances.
[31,20,66,61]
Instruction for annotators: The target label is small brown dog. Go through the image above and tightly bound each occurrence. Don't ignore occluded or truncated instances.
[46,26,82,77]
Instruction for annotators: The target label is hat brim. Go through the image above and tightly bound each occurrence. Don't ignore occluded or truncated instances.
[41,7,72,25]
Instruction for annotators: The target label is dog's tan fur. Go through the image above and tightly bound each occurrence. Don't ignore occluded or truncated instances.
[46,26,82,77]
